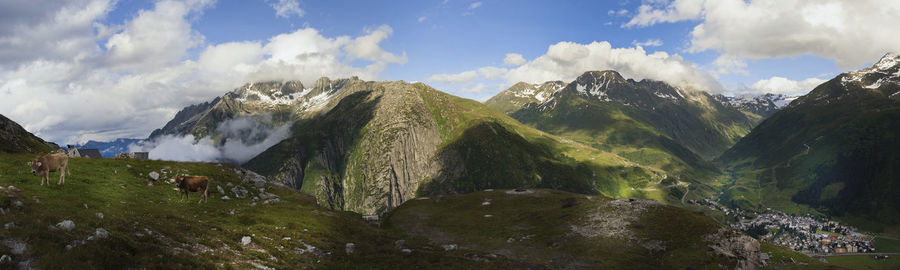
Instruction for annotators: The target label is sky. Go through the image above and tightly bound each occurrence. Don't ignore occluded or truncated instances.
[1,0,899,145]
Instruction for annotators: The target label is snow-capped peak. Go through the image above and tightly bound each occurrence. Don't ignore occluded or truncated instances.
[841,52,900,89]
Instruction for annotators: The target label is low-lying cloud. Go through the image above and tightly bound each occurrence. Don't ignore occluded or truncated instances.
[129,115,292,164]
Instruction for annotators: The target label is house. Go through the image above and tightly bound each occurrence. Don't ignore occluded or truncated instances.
[66,145,103,158]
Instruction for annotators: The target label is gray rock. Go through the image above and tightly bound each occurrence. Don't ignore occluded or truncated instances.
[345,243,355,254]
[217,185,225,194]
[0,254,10,263]
[148,171,160,181]
[96,212,104,219]
[221,196,231,201]
[94,228,109,239]
[56,220,75,231]
[394,239,405,249]
[401,248,412,254]
[4,239,26,255]
[241,236,252,246]
[3,222,13,229]
[442,244,457,251]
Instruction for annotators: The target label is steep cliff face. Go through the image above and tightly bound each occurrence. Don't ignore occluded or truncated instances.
[0,114,59,154]
[245,82,445,214]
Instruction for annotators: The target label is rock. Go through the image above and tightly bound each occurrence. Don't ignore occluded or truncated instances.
[226,182,233,187]
[345,243,355,254]
[56,220,75,231]
[282,237,291,241]
[4,239,26,255]
[250,202,257,207]
[481,201,491,206]
[484,214,493,218]
[263,198,280,204]
[217,185,225,194]
[394,239,405,249]
[0,254,9,263]
[241,236,252,246]
[126,164,132,168]
[13,201,22,207]
[401,248,412,254]
[94,228,109,239]
[148,171,160,181]
[96,212,104,219]
[442,244,457,251]
[3,222,13,229]
[221,196,231,201]
[6,186,18,192]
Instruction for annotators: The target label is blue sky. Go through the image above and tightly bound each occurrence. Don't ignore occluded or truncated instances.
[1,0,898,143]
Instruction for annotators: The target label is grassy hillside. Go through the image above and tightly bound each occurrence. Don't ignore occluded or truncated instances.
[383,188,835,269]
[0,114,58,154]
[416,85,673,201]
[0,154,522,268]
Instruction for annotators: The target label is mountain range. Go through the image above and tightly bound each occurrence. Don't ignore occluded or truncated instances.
[112,52,900,234]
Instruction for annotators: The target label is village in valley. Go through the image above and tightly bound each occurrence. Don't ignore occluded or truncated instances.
[687,198,886,258]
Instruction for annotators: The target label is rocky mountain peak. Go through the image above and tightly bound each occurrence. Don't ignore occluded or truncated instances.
[840,52,900,91]
[577,70,625,82]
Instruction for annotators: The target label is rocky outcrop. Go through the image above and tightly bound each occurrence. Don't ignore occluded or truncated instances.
[702,228,765,269]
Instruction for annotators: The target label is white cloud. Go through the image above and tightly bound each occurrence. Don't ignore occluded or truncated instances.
[505,41,722,91]
[104,0,210,72]
[469,2,482,9]
[0,2,406,145]
[477,66,508,80]
[345,25,407,64]
[427,71,479,84]
[625,0,704,27]
[504,53,527,66]
[632,39,663,47]
[0,0,112,69]
[749,76,826,95]
[130,114,292,163]
[627,0,900,70]
[418,16,427,22]
[268,0,304,18]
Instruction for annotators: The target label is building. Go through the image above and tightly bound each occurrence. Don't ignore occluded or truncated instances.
[66,145,103,159]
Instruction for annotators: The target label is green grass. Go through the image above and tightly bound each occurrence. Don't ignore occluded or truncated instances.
[759,243,839,269]
[0,154,519,268]
[875,237,900,253]
[825,255,900,270]
[384,188,828,269]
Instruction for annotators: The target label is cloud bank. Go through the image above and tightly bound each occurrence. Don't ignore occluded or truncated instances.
[130,114,291,164]
[0,0,405,145]
[626,0,900,71]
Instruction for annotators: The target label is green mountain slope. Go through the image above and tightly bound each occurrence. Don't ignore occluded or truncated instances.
[500,71,755,200]
[718,53,900,230]
[245,79,679,215]
[0,114,59,154]
[0,153,533,268]
[384,189,835,269]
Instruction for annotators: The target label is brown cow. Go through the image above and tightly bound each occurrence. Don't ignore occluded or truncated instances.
[174,175,209,203]
[28,153,70,186]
